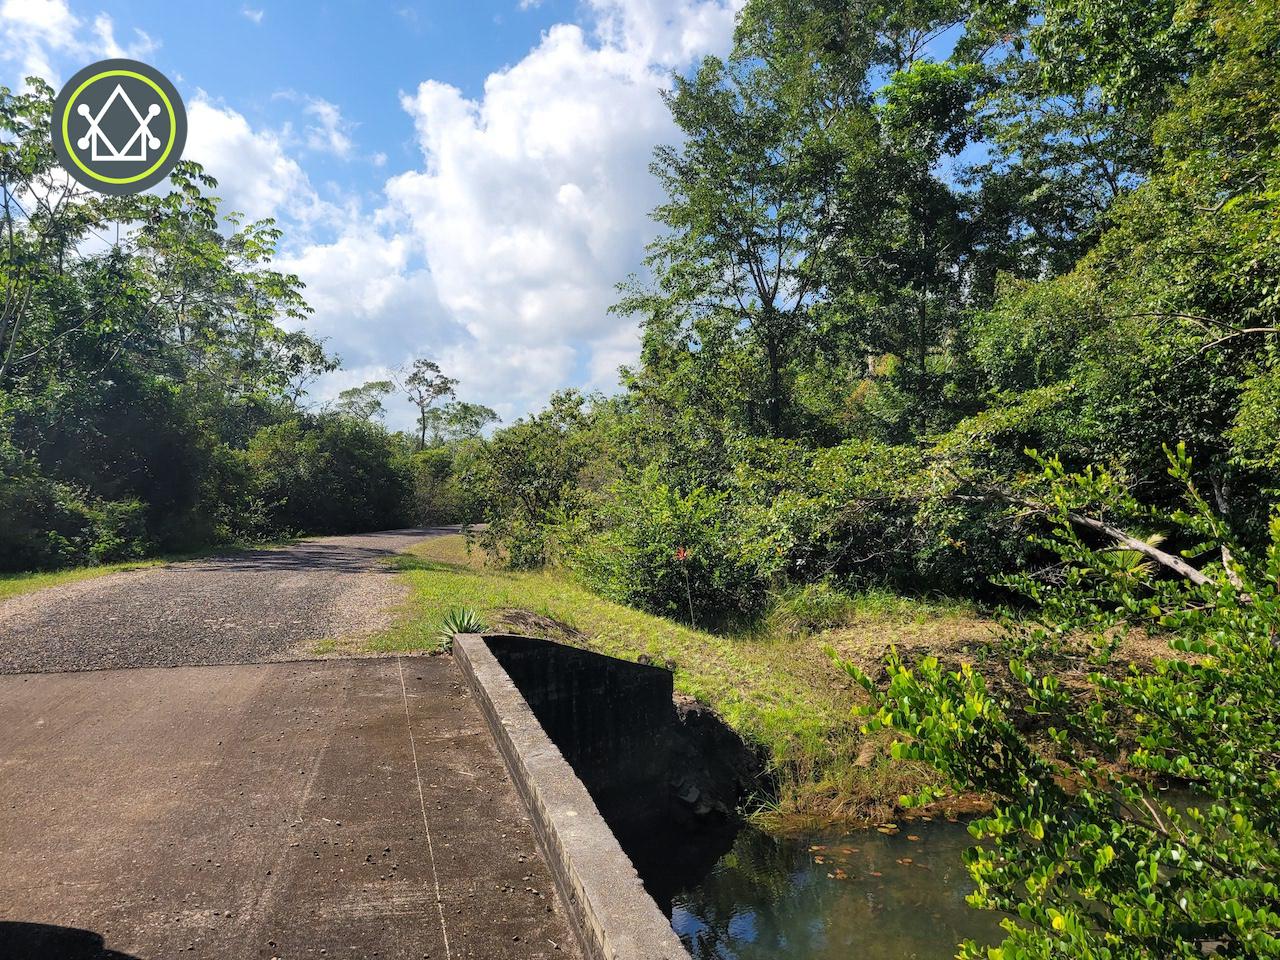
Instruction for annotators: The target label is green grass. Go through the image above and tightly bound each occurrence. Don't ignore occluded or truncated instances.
[0,556,180,602]
[0,538,299,604]
[369,534,999,825]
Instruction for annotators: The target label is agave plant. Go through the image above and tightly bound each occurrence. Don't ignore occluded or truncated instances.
[435,607,487,650]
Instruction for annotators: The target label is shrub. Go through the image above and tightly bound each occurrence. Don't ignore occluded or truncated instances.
[562,467,766,625]
[83,497,148,563]
[436,607,487,650]
[0,437,149,570]
[840,447,1280,958]
[767,581,859,635]
[245,414,412,536]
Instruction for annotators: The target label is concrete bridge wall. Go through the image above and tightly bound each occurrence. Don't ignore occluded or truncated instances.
[485,635,677,828]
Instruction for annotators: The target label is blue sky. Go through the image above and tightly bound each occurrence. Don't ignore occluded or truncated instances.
[1,0,744,428]
[109,0,584,200]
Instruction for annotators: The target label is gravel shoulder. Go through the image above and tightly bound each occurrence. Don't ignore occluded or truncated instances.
[0,528,451,675]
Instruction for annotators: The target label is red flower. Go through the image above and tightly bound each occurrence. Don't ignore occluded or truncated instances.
[675,546,688,562]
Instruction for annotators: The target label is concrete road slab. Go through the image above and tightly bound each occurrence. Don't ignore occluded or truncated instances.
[0,657,579,960]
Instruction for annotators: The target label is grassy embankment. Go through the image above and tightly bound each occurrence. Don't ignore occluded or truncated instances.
[362,533,1000,827]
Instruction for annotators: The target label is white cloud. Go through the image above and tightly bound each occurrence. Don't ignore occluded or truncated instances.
[1,0,744,423]
[276,224,444,362]
[242,6,264,25]
[374,0,742,415]
[184,94,340,227]
[588,0,741,68]
[92,11,154,58]
[302,96,354,159]
[0,0,154,87]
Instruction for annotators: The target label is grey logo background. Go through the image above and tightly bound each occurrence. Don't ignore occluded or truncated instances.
[52,58,187,196]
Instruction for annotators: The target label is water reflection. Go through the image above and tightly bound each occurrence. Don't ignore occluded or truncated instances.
[671,818,1004,959]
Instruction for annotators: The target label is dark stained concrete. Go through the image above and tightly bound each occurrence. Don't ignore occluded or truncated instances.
[0,656,579,960]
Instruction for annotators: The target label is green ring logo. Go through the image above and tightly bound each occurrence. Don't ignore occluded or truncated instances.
[52,59,187,196]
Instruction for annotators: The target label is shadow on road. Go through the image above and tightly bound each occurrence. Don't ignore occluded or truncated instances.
[185,543,395,573]
[0,921,141,959]
[178,528,462,574]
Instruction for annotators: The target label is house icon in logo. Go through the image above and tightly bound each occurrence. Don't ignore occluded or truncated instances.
[75,84,162,162]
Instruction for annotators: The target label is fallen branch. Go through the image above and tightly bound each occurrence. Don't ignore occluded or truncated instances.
[964,487,1213,587]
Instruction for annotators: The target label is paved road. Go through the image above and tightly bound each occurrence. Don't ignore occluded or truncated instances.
[0,529,447,674]
[0,656,580,960]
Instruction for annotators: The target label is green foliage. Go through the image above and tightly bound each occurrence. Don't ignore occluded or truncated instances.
[245,414,411,536]
[0,82,481,572]
[562,466,766,625]
[454,5,1280,945]
[466,390,608,568]
[0,448,149,569]
[838,447,1280,957]
[767,581,860,635]
[335,380,394,422]
[418,400,498,446]
[402,358,458,450]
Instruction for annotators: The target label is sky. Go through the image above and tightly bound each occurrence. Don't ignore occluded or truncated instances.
[0,0,745,429]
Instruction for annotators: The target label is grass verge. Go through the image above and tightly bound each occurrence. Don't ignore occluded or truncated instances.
[0,538,299,604]
[0,556,182,602]
[369,534,1001,827]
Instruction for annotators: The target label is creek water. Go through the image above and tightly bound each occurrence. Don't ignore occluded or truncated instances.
[669,817,1004,959]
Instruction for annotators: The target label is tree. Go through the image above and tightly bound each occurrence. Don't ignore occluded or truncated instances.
[468,390,597,568]
[0,79,371,567]
[335,380,394,422]
[618,41,865,439]
[419,399,499,446]
[401,358,456,449]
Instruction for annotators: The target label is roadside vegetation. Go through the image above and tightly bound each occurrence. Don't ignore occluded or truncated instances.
[0,535,293,602]
[359,533,992,823]
[445,0,1278,954]
[5,0,1276,950]
[0,554,177,602]
[0,84,489,574]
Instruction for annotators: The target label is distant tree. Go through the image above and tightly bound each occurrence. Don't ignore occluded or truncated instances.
[335,380,394,422]
[420,400,499,445]
[401,359,457,449]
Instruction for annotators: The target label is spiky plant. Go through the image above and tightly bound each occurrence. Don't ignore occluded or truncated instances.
[436,607,486,650]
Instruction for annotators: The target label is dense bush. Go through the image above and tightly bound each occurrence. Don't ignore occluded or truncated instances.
[561,467,766,624]
[0,84,469,573]
[844,449,1280,958]
[245,414,412,536]
[766,581,860,635]
[406,441,485,525]
[0,426,151,570]
[467,391,606,568]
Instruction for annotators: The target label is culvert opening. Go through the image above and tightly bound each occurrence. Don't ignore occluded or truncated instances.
[483,634,769,911]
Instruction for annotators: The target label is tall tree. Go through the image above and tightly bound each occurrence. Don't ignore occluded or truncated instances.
[618,41,870,439]
[401,358,456,449]
[420,400,499,445]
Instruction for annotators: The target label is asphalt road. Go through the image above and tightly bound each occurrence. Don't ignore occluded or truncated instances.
[0,529,447,674]
[0,656,578,959]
